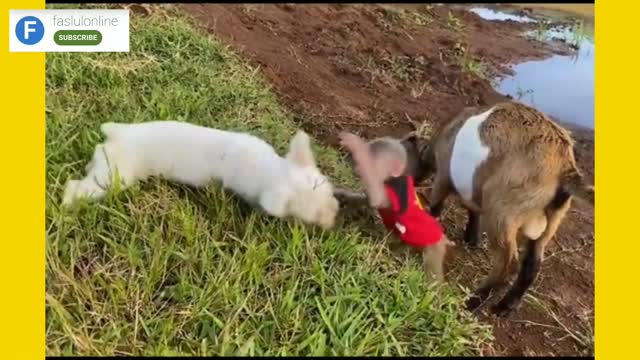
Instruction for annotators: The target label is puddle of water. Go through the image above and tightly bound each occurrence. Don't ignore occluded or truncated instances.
[468,7,536,23]
[496,40,594,129]
[469,6,594,129]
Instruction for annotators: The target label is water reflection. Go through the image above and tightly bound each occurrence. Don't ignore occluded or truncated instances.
[496,37,594,129]
[468,6,594,129]
[468,7,536,23]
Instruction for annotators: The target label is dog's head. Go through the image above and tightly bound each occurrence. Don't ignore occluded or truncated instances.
[283,131,339,229]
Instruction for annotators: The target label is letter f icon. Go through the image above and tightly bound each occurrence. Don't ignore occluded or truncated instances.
[24,20,37,39]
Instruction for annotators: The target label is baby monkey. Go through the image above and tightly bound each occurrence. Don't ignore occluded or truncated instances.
[337,132,453,282]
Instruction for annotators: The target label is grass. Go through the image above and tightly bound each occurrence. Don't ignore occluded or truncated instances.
[446,11,464,32]
[450,40,487,79]
[568,19,587,49]
[383,55,426,83]
[459,54,486,79]
[408,10,433,27]
[533,19,551,42]
[333,53,426,89]
[45,6,492,356]
[375,6,433,30]
[437,11,485,79]
[530,18,592,50]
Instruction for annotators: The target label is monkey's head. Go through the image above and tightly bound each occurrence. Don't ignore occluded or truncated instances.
[365,137,408,180]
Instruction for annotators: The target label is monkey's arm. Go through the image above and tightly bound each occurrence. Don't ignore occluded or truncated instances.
[339,132,391,209]
[349,147,390,209]
[358,164,391,209]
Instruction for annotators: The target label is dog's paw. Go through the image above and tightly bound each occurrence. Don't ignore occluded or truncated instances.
[62,180,81,206]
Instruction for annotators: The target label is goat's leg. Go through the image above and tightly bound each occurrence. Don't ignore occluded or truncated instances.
[466,215,518,311]
[492,197,572,316]
[463,209,480,247]
[490,239,540,317]
[428,172,452,217]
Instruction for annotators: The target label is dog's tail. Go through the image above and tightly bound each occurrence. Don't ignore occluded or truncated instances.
[100,122,127,141]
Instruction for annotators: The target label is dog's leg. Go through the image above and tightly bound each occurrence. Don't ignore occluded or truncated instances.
[63,143,134,205]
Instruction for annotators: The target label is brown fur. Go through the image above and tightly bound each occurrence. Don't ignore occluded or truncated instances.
[403,101,594,315]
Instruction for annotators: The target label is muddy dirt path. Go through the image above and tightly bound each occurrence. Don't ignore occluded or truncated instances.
[183,4,594,356]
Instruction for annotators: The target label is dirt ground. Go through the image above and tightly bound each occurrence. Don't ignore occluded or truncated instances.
[182,4,594,356]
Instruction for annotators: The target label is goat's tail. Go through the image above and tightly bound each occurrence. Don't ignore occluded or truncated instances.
[561,170,594,206]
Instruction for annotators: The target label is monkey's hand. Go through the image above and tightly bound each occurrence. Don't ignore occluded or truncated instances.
[339,132,373,179]
[339,132,368,159]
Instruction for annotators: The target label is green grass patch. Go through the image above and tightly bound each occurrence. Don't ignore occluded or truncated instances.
[446,11,465,32]
[46,7,492,356]
[381,6,433,27]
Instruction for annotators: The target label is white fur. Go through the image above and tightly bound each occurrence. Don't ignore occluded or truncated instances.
[450,107,494,202]
[62,121,339,229]
[522,213,548,239]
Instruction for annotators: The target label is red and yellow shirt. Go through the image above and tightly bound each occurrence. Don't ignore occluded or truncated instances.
[378,176,443,248]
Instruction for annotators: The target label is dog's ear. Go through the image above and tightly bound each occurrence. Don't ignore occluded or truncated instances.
[286,131,316,168]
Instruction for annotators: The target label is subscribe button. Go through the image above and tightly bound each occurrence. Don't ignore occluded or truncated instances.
[54,30,102,46]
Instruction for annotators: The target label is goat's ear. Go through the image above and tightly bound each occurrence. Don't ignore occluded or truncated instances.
[400,132,421,156]
[400,131,419,145]
[286,131,316,167]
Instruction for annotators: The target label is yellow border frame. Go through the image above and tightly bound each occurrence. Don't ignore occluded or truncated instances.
[0,0,632,358]
[594,0,635,359]
[1,0,45,358]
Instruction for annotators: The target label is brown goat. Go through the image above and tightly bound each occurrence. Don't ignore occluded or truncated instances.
[401,101,594,316]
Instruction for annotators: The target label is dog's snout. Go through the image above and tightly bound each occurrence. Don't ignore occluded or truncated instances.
[317,203,338,229]
[320,216,335,230]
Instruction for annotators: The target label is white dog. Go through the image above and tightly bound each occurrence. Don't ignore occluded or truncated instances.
[62,121,339,229]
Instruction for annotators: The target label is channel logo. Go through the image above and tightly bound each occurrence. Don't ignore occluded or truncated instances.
[9,9,129,53]
[15,16,45,45]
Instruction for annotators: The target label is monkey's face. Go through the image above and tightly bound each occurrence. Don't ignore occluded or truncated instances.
[373,153,406,180]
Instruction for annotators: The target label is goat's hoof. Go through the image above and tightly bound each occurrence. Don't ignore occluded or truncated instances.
[464,240,480,249]
[465,295,484,312]
[491,301,517,317]
[429,205,443,218]
[463,233,479,247]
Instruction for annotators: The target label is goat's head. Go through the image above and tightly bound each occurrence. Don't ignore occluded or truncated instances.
[400,131,436,184]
